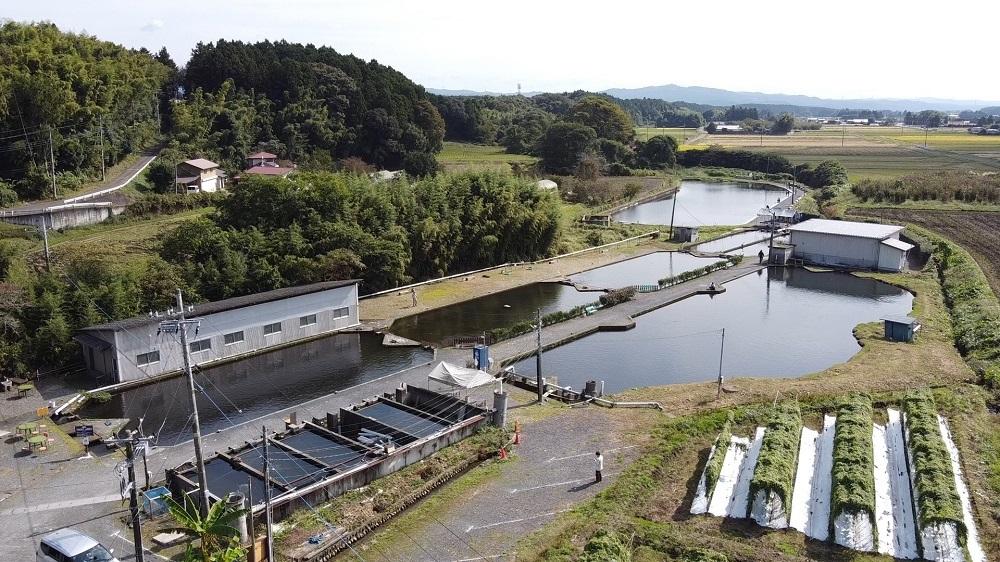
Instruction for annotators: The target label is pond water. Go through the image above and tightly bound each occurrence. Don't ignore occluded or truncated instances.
[612,180,786,225]
[569,252,720,289]
[513,268,912,393]
[79,332,432,444]
[390,282,597,345]
[390,252,719,344]
[695,230,773,253]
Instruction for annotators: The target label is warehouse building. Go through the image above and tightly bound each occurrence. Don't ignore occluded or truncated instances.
[75,280,360,383]
[787,219,914,272]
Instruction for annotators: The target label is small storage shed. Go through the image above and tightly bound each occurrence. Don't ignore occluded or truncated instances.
[768,242,795,265]
[882,314,920,342]
[673,226,699,243]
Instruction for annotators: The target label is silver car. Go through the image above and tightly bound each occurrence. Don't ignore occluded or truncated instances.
[36,528,118,562]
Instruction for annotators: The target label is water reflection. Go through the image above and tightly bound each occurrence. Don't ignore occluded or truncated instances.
[513,269,912,393]
[613,180,785,225]
[79,332,431,444]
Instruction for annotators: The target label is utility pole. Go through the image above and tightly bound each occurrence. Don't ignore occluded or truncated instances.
[668,184,678,241]
[925,126,929,147]
[107,432,154,562]
[263,426,275,562]
[48,127,57,198]
[40,214,50,271]
[98,115,106,181]
[841,124,845,148]
[535,308,543,403]
[716,328,726,399]
[159,290,210,518]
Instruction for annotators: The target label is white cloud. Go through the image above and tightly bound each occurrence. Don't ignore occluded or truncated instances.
[140,19,163,32]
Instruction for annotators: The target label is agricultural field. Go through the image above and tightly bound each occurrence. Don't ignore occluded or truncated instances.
[849,207,1000,297]
[635,126,701,143]
[688,125,1000,181]
[437,141,537,172]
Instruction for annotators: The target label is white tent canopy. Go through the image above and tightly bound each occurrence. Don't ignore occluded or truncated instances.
[427,361,496,389]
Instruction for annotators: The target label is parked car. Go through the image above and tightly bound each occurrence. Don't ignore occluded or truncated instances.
[36,528,118,562]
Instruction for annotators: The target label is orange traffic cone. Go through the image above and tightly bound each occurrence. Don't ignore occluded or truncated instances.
[499,447,508,460]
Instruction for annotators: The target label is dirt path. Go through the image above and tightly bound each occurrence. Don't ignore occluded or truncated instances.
[351,403,655,561]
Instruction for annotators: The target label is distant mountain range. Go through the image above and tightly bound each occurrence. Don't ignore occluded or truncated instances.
[428,84,1000,113]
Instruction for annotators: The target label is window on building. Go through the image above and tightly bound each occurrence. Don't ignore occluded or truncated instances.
[136,350,160,366]
[333,306,350,319]
[190,339,212,353]
[224,331,245,345]
[263,322,282,336]
[299,314,317,327]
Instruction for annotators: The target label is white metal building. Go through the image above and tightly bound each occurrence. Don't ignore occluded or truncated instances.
[75,280,360,383]
[787,219,914,272]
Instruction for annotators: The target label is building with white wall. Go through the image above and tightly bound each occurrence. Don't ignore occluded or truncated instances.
[787,219,914,272]
[75,280,360,383]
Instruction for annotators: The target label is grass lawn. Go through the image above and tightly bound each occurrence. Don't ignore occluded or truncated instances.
[635,127,701,144]
[438,142,537,172]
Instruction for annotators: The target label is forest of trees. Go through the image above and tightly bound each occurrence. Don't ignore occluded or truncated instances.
[0,22,173,202]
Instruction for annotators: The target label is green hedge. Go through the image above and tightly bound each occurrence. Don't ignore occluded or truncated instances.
[600,286,637,307]
[903,391,965,534]
[830,395,876,530]
[658,255,743,288]
[704,412,734,495]
[748,402,801,515]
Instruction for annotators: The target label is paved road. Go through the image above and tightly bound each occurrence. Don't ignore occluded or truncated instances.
[2,146,161,214]
[355,405,650,561]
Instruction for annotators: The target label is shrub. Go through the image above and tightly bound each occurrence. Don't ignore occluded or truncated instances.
[830,395,875,528]
[748,402,801,515]
[599,286,637,307]
[903,391,964,534]
[658,255,742,287]
[704,412,734,495]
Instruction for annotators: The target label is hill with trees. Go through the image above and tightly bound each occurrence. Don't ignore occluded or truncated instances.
[177,39,444,175]
[0,22,173,202]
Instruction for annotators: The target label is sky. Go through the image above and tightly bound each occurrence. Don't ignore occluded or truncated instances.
[7,0,1000,102]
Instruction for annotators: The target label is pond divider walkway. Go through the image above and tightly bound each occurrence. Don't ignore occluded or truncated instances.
[491,260,766,367]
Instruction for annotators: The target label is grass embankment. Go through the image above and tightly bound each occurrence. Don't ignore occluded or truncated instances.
[275,427,509,559]
[704,413,733,496]
[830,395,875,530]
[903,391,965,535]
[911,226,1000,386]
[748,403,801,516]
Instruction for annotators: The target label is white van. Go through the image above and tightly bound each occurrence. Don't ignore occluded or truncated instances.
[36,528,118,562]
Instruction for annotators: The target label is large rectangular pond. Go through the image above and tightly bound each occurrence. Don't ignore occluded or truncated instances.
[390,252,719,344]
[513,268,912,393]
[613,180,786,225]
[79,332,432,445]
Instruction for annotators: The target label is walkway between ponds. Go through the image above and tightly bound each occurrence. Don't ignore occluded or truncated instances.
[491,260,767,365]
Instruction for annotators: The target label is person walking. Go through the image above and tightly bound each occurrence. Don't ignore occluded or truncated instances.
[758,249,765,264]
[594,451,604,483]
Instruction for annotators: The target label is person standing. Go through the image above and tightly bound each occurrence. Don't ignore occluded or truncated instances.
[758,249,765,264]
[594,451,604,483]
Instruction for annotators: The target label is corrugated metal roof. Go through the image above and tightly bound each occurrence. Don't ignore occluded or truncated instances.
[788,219,903,239]
[182,158,219,170]
[881,238,915,251]
[247,151,277,159]
[79,279,359,333]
